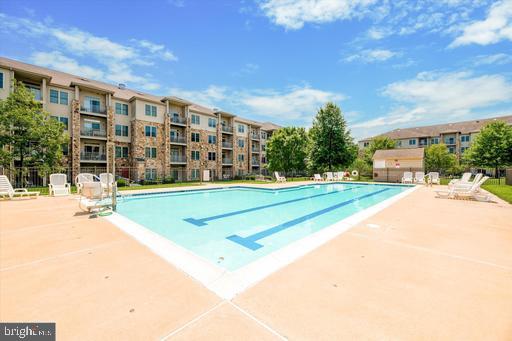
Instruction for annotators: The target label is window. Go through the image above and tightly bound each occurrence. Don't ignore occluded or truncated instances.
[408,139,416,145]
[208,135,217,144]
[116,124,129,137]
[60,91,68,105]
[59,117,69,130]
[26,84,42,101]
[261,131,267,140]
[461,135,470,142]
[238,124,245,133]
[238,154,244,162]
[50,89,59,104]
[191,114,200,125]
[191,150,200,160]
[0,72,3,88]
[115,103,128,115]
[396,141,402,147]
[145,147,157,158]
[61,143,69,156]
[448,146,455,154]
[461,146,468,153]
[115,146,129,158]
[191,169,200,180]
[191,132,200,142]
[208,152,216,161]
[84,96,101,113]
[431,137,439,144]
[363,142,370,147]
[145,168,157,180]
[208,118,217,128]
[262,144,266,151]
[145,104,157,117]
[238,139,245,148]
[445,137,455,144]
[145,126,157,137]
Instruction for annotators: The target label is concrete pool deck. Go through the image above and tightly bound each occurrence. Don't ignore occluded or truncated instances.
[1,183,511,340]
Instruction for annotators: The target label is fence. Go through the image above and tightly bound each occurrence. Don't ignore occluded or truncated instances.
[373,168,424,183]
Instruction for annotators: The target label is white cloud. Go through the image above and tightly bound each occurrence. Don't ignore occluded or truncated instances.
[474,53,512,65]
[168,85,345,123]
[241,86,345,121]
[259,0,377,30]
[451,0,512,47]
[352,70,512,138]
[0,13,177,90]
[343,49,398,63]
[31,51,104,80]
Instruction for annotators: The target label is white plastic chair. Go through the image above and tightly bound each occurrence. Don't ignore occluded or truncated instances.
[274,172,286,183]
[325,172,334,181]
[313,174,323,182]
[448,172,472,186]
[428,172,440,185]
[436,176,490,201]
[49,173,70,196]
[75,173,96,194]
[401,172,413,184]
[79,182,108,212]
[414,171,426,184]
[99,173,114,192]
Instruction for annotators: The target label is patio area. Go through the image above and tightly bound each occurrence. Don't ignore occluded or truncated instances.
[1,183,511,340]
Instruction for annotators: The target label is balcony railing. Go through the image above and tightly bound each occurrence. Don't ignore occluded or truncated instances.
[252,147,260,153]
[80,105,107,115]
[222,125,233,133]
[222,158,233,165]
[170,155,187,163]
[170,116,187,125]
[222,141,233,148]
[251,132,259,140]
[80,152,106,161]
[81,129,107,138]
[252,160,260,166]
[170,136,186,144]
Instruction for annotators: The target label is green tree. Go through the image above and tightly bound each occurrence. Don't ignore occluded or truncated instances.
[308,102,356,172]
[424,144,456,174]
[364,136,395,165]
[463,120,512,177]
[350,157,371,180]
[266,126,309,174]
[0,80,68,170]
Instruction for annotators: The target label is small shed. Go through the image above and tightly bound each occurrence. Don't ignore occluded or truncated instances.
[372,148,425,182]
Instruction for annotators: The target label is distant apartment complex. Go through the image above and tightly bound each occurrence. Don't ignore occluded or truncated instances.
[359,115,512,158]
[0,57,280,181]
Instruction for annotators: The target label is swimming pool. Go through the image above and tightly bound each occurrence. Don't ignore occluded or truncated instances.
[114,183,411,272]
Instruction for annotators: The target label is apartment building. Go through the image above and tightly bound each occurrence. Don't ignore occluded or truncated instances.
[359,115,512,159]
[0,57,279,182]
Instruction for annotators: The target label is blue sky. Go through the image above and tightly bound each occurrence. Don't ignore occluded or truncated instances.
[1,0,511,140]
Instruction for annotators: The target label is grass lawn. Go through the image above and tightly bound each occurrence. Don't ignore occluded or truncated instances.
[481,184,512,204]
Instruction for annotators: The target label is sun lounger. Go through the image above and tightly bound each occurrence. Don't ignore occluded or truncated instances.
[448,172,472,186]
[401,172,413,184]
[49,173,70,196]
[274,172,286,183]
[428,172,440,185]
[436,175,490,201]
[325,172,334,181]
[313,174,323,182]
[0,175,40,199]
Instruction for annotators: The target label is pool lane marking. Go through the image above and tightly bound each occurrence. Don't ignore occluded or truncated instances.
[183,185,364,227]
[226,188,390,251]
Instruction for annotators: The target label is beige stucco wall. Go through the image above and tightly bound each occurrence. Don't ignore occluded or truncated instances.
[133,99,165,124]
[0,68,11,100]
[189,110,217,133]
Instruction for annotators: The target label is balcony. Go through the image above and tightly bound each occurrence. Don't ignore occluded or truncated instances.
[251,132,260,140]
[80,105,107,116]
[251,147,260,153]
[222,141,233,149]
[444,139,456,145]
[170,116,187,126]
[252,160,260,166]
[222,158,233,165]
[170,136,187,145]
[80,152,106,162]
[81,128,107,139]
[222,125,233,134]
[170,155,187,164]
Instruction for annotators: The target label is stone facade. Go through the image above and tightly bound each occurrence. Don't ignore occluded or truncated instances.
[131,119,166,181]
[70,99,81,181]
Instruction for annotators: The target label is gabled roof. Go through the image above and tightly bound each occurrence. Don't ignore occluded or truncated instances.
[373,148,424,160]
[361,115,512,142]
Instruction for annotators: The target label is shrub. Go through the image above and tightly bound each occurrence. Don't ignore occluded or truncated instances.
[116,178,127,187]
[162,176,175,184]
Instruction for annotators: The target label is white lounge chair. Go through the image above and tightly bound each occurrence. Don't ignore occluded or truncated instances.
[436,176,490,201]
[402,172,413,184]
[0,175,40,199]
[428,172,440,185]
[414,171,426,184]
[75,173,96,194]
[325,172,334,181]
[449,173,482,190]
[79,182,110,212]
[49,173,70,196]
[335,171,344,180]
[448,172,471,186]
[99,173,114,193]
[313,174,323,182]
[274,172,286,183]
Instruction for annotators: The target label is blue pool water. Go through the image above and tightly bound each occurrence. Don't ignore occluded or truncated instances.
[116,183,410,271]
